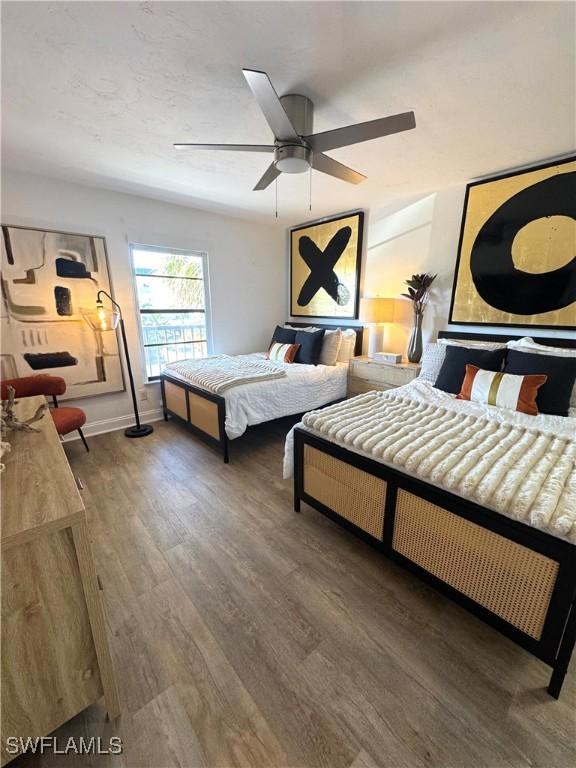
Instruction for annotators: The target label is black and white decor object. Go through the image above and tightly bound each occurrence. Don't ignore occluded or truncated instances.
[0,225,124,399]
[290,212,364,319]
[449,156,576,329]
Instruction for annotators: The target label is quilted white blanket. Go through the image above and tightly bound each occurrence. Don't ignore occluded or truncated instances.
[285,381,576,542]
[164,354,285,394]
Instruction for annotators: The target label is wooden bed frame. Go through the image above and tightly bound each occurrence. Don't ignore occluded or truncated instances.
[293,331,576,697]
[161,323,364,463]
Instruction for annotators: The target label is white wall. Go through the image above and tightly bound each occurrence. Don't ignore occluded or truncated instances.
[366,185,575,356]
[1,169,285,434]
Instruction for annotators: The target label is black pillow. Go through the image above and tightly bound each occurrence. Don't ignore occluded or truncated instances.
[504,349,576,416]
[270,325,296,347]
[434,346,506,394]
[294,329,326,365]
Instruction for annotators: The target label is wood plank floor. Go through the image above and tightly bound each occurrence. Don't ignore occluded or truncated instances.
[13,418,576,768]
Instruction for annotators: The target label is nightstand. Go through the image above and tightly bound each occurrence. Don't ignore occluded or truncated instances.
[348,356,421,396]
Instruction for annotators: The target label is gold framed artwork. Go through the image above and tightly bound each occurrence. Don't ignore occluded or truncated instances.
[290,211,364,319]
[449,156,575,329]
[1,224,125,400]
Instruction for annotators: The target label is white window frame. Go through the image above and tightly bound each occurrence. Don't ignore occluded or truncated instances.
[129,243,212,382]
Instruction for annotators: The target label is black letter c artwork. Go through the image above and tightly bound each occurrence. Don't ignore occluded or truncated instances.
[297,226,352,307]
[470,172,576,315]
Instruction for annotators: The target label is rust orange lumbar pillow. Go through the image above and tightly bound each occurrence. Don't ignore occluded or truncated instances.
[456,364,547,416]
[267,341,300,364]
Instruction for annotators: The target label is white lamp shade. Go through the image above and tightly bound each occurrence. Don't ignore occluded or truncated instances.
[360,297,395,324]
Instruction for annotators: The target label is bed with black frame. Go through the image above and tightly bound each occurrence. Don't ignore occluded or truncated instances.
[293,330,576,698]
[161,323,364,463]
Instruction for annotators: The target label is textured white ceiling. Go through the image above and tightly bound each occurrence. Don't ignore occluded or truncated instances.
[2,1,574,224]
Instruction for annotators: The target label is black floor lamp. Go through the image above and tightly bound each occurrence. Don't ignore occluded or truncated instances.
[82,290,153,438]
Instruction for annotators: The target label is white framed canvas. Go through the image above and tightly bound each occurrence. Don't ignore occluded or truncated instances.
[1,225,124,400]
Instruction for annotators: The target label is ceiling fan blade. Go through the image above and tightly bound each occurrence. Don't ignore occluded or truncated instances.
[306,111,416,153]
[312,153,366,185]
[173,143,275,152]
[242,69,299,142]
[253,162,281,191]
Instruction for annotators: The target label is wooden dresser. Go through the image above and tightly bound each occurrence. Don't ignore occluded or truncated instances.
[1,397,119,766]
[348,356,421,396]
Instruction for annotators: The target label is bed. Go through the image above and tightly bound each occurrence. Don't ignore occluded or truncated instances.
[287,331,576,698]
[160,323,364,462]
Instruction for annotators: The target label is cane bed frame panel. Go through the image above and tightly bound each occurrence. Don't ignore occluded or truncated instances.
[304,445,386,539]
[294,425,576,698]
[188,392,220,440]
[164,380,188,421]
[393,490,559,640]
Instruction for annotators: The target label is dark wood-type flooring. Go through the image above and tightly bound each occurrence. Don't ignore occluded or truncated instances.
[12,418,576,768]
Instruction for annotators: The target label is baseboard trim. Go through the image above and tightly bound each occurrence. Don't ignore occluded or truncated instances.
[62,408,164,441]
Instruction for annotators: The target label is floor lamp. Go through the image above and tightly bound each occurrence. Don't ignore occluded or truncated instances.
[82,290,153,438]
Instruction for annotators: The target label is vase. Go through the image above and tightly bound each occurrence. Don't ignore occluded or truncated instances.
[407,313,423,363]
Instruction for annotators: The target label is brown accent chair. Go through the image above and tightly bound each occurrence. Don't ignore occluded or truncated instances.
[1,375,89,451]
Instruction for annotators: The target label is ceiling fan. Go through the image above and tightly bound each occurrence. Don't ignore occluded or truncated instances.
[174,69,416,190]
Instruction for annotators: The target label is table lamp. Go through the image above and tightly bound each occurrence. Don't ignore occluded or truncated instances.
[81,290,153,438]
[360,297,396,357]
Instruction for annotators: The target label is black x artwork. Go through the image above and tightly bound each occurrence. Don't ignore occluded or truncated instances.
[297,226,352,307]
[290,211,363,319]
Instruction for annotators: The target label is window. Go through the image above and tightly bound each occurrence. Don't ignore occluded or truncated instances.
[131,244,211,380]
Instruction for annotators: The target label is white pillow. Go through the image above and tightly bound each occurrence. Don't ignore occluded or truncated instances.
[438,338,507,349]
[418,338,507,385]
[284,325,343,365]
[507,337,576,357]
[318,328,342,365]
[337,329,358,363]
[507,337,576,413]
[419,343,446,383]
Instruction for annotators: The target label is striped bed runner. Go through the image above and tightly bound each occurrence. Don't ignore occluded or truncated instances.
[163,354,286,394]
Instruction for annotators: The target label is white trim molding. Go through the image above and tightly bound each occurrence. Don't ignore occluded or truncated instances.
[62,407,164,441]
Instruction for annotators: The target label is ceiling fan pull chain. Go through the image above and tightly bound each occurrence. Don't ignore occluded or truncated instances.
[275,176,278,218]
[309,165,312,212]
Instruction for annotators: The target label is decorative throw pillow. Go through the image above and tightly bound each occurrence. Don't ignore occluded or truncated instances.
[285,325,342,365]
[434,346,507,394]
[457,365,547,416]
[418,343,446,383]
[270,325,296,346]
[294,328,326,365]
[336,329,358,363]
[318,328,342,365]
[267,342,300,364]
[507,338,576,413]
[504,349,576,417]
[419,339,508,385]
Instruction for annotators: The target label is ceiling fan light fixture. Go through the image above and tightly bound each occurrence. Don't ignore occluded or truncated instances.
[173,69,416,191]
[274,144,310,174]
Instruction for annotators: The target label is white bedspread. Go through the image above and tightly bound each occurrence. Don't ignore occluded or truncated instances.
[284,379,576,542]
[164,353,348,439]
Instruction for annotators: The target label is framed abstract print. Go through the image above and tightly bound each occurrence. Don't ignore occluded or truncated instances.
[1,225,125,400]
[449,156,575,329]
[290,211,364,319]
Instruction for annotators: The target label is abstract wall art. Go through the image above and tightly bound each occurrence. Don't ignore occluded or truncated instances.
[290,211,364,319]
[1,225,124,400]
[449,156,576,329]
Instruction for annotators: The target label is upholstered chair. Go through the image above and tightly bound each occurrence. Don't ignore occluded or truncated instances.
[0,375,89,451]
